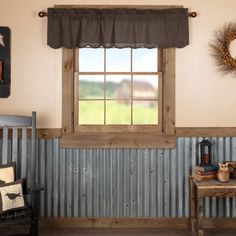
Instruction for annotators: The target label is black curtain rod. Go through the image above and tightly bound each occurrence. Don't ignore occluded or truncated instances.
[38,11,197,18]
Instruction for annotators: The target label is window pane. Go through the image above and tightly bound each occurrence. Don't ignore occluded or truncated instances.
[106,48,131,72]
[133,75,158,99]
[133,101,158,125]
[106,75,131,99]
[79,48,104,72]
[79,101,104,124]
[133,48,157,72]
[79,75,104,99]
[106,101,131,124]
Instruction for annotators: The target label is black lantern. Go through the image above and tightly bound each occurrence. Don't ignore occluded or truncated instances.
[199,140,212,166]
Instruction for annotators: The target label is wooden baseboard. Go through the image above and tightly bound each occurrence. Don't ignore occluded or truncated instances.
[39,217,236,229]
[39,217,189,229]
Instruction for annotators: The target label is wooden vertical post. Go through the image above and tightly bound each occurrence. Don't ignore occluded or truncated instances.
[162,48,175,135]
[62,48,74,134]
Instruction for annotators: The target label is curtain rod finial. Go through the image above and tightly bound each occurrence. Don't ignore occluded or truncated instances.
[189,12,197,18]
[38,11,48,17]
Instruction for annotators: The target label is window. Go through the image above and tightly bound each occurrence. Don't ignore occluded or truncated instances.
[61,47,175,148]
[56,6,180,148]
[74,48,161,133]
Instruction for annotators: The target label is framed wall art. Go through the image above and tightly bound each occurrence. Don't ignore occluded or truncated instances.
[0,26,11,98]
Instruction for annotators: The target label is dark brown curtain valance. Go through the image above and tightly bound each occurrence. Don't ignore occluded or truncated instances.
[47,8,189,49]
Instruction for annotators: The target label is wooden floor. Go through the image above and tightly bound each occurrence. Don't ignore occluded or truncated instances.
[38,228,236,236]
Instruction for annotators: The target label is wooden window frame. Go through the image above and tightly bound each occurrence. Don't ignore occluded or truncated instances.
[60,5,177,148]
[61,47,175,148]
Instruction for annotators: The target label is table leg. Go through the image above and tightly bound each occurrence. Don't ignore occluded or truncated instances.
[197,195,204,236]
[189,177,196,232]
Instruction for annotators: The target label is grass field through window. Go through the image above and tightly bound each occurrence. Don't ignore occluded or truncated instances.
[79,100,158,125]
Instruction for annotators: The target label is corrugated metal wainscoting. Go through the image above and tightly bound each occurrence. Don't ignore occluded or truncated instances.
[1,137,236,218]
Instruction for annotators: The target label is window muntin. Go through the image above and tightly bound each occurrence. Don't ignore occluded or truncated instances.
[74,48,162,132]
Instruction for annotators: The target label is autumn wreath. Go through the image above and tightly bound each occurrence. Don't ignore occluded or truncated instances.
[209,23,236,76]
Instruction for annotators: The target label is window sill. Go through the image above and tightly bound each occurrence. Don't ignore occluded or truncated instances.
[61,132,176,149]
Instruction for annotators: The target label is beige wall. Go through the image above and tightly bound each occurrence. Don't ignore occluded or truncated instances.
[0,0,236,128]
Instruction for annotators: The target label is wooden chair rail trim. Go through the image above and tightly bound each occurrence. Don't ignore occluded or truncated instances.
[176,127,236,137]
[1,127,236,139]
[0,128,62,139]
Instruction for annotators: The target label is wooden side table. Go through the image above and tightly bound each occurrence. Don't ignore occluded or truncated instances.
[189,176,236,235]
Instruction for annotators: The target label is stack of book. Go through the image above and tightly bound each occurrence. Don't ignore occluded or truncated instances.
[192,164,219,181]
